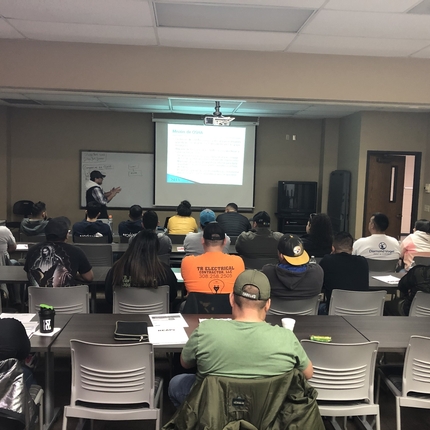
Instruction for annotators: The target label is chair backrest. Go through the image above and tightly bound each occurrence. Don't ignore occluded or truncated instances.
[13,200,34,217]
[69,340,155,406]
[241,256,278,270]
[267,295,321,316]
[113,285,169,314]
[409,291,430,317]
[19,233,46,243]
[182,292,232,314]
[366,258,398,272]
[120,235,132,243]
[402,335,430,396]
[329,289,387,316]
[74,244,113,266]
[73,235,109,244]
[301,340,379,402]
[28,285,89,314]
[167,234,186,244]
[413,256,430,266]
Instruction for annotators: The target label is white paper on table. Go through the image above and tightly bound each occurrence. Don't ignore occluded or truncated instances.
[174,272,183,281]
[33,327,61,337]
[16,244,28,250]
[372,275,400,284]
[147,326,189,345]
[0,313,36,323]
[176,246,185,252]
[149,313,188,327]
[23,322,39,338]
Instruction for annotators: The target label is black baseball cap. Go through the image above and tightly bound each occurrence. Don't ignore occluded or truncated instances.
[203,222,225,241]
[90,170,106,181]
[45,217,71,240]
[253,211,270,226]
[277,234,309,266]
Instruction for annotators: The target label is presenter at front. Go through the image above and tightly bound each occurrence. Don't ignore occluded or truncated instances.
[85,170,121,219]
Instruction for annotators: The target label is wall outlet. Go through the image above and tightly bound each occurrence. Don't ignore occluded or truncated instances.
[425,205,430,212]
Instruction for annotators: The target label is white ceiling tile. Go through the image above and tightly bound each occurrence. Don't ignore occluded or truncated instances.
[153,0,325,7]
[0,0,153,26]
[324,0,421,13]
[0,18,24,38]
[28,93,101,103]
[98,96,170,108]
[155,3,313,32]
[288,34,430,57]
[302,9,430,39]
[9,20,157,45]
[157,28,295,51]
[411,43,430,57]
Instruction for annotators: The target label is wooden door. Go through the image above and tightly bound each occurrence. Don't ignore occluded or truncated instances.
[363,154,405,239]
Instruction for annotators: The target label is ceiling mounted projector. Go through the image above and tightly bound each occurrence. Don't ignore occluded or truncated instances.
[204,101,235,126]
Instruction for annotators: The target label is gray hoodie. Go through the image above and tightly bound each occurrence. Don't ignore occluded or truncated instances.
[20,218,49,236]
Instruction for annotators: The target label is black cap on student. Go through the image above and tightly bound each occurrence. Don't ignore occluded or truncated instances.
[90,170,106,181]
[203,222,225,241]
[253,211,270,227]
[45,217,71,241]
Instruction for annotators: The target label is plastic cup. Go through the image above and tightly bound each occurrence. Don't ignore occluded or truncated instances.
[39,307,55,333]
[281,318,296,331]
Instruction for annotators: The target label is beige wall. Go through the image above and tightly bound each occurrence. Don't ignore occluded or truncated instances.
[2,40,430,105]
[5,108,325,229]
[0,107,8,220]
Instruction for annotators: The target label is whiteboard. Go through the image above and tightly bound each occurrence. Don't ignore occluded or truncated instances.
[80,151,154,209]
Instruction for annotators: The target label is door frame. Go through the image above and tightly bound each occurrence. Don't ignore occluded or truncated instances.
[363,150,421,237]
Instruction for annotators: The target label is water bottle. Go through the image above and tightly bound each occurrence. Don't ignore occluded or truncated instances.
[108,214,113,231]
[309,255,317,265]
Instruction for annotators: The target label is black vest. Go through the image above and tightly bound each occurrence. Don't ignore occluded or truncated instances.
[86,186,109,219]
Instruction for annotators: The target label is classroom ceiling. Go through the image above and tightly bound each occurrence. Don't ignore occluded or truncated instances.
[1,0,430,118]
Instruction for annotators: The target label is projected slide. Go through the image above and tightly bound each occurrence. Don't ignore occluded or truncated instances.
[167,124,246,185]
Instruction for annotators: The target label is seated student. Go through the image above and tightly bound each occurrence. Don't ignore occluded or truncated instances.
[216,203,250,237]
[24,217,93,287]
[72,201,113,243]
[167,200,198,235]
[184,209,231,256]
[300,213,333,258]
[0,318,34,388]
[400,219,430,271]
[20,201,49,236]
[385,264,430,316]
[118,204,143,239]
[261,234,323,300]
[353,212,400,260]
[318,232,369,314]
[104,229,178,311]
[181,222,244,294]
[235,211,282,260]
[139,210,172,255]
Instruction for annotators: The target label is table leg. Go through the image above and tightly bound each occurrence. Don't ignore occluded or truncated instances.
[90,284,97,313]
[44,351,54,426]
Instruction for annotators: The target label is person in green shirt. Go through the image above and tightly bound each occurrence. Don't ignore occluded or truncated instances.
[168,269,313,407]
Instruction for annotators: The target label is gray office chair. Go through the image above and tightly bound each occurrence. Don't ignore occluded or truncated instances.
[329,289,387,316]
[73,235,109,243]
[366,258,398,272]
[377,335,430,430]
[19,233,46,243]
[302,339,380,430]
[412,256,430,266]
[113,285,169,314]
[28,285,90,314]
[267,295,321,316]
[241,256,278,270]
[409,291,430,317]
[62,340,163,430]
[75,243,113,266]
[167,234,187,244]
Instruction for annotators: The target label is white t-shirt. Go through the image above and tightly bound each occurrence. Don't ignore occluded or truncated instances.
[352,234,400,260]
[0,226,16,264]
